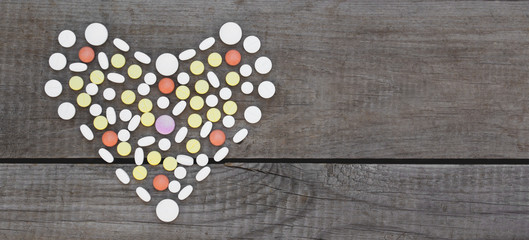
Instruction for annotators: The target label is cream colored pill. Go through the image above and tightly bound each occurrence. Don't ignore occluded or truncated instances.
[196,154,208,167]
[195,166,211,182]
[113,38,130,52]
[172,101,187,116]
[243,36,261,53]
[255,56,272,74]
[174,166,187,179]
[156,199,179,222]
[85,83,98,96]
[137,83,150,96]
[106,107,116,125]
[206,71,220,88]
[136,187,151,202]
[244,106,262,124]
[168,180,181,193]
[44,79,62,97]
[240,64,252,77]
[205,95,218,107]
[134,51,151,64]
[157,96,170,109]
[179,49,196,61]
[119,109,132,122]
[222,115,235,128]
[233,128,248,144]
[58,30,76,48]
[219,22,242,45]
[174,127,188,143]
[199,37,215,51]
[214,147,229,162]
[103,88,115,101]
[89,104,102,116]
[115,168,130,184]
[158,138,171,151]
[79,124,94,141]
[258,81,276,99]
[49,53,67,71]
[176,155,193,166]
[219,87,232,100]
[107,73,125,83]
[118,129,130,142]
[58,102,75,120]
[69,62,87,72]
[98,148,114,163]
[156,53,179,76]
[85,23,108,46]
[200,121,212,138]
[98,52,109,70]
[134,147,144,165]
[177,72,190,85]
[144,72,156,85]
[128,115,141,131]
[241,81,253,94]
[138,136,156,147]
[178,185,193,200]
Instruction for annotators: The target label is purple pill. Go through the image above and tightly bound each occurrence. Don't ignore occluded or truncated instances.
[155,115,175,135]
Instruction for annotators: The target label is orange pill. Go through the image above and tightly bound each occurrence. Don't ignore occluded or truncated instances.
[153,174,169,191]
[102,131,118,147]
[209,129,226,146]
[225,49,241,66]
[158,77,175,94]
[79,46,95,63]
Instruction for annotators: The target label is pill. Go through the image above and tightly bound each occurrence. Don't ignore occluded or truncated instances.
[128,64,142,79]
[209,129,226,146]
[223,101,237,115]
[105,107,116,125]
[102,131,118,147]
[244,106,262,124]
[177,72,190,85]
[214,147,229,162]
[137,83,150,96]
[219,22,242,45]
[200,121,213,138]
[195,80,210,95]
[98,52,109,70]
[190,61,204,75]
[175,86,190,100]
[69,76,84,91]
[147,151,162,165]
[174,166,187,179]
[156,96,169,109]
[240,64,252,77]
[208,52,222,67]
[76,93,91,107]
[121,90,136,105]
[69,62,87,72]
[225,50,241,66]
[141,112,155,127]
[44,79,62,97]
[255,56,272,74]
[225,71,240,86]
[107,73,125,83]
[128,115,141,131]
[241,81,254,94]
[206,71,220,88]
[113,38,130,52]
[174,127,188,143]
[58,30,76,48]
[156,53,179,76]
[178,185,193,201]
[196,154,209,167]
[155,115,175,135]
[118,129,130,142]
[158,138,171,151]
[176,154,194,166]
[134,148,144,165]
[111,54,126,69]
[158,77,175,94]
[179,49,196,61]
[153,174,169,191]
[258,81,276,99]
[233,128,249,144]
[219,87,232,100]
[79,124,94,141]
[89,104,102,116]
[136,186,151,202]
[172,100,187,116]
[117,142,131,157]
[103,88,116,101]
[196,166,211,182]
[89,70,104,84]
[206,108,221,122]
[115,168,130,185]
[156,199,179,222]
[199,37,215,51]
[144,72,157,85]
[119,109,132,122]
[205,95,218,107]
[98,148,114,163]
[187,113,202,128]
[163,156,178,171]
[133,166,148,180]
[243,35,261,53]
[138,98,153,113]
[134,51,151,64]
[138,136,156,147]
[190,96,204,111]
[186,139,201,154]
[84,23,107,46]
[168,180,181,193]
[78,46,95,63]
[222,115,235,128]
[49,53,67,71]
[86,83,98,96]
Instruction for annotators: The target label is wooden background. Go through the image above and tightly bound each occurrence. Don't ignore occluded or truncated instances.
[2,0,529,239]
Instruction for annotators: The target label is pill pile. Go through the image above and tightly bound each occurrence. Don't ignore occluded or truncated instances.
[44,22,275,222]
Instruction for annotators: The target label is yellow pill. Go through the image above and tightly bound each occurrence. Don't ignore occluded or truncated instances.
[225,71,240,86]
[138,98,153,113]
[90,70,105,84]
[187,113,202,128]
[190,60,204,75]
[207,108,221,122]
[76,93,91,107]
[93,116,108,130]
[223,100,237,115]
[133,165,147,180]
[111,53,126,68]
[69,76,84,91]
[116,142,131,156]
[128,64,142,79]
[147,151,162,166]
[186,139,201,154]
[141,112,155,127]
[163,156,177,171]
[121,90,136,105]
[208,52,222,67]
[195,80,209,94]
[190,96,204,111]
[175,86,190,100]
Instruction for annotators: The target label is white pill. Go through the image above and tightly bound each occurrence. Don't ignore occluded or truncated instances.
[98,52,109,70]
[69,62,87,72]
[134,147,144,165]
[199,37,215,51]
[258,81,276,99]
[179,49,196,61]
[85,23,108,46]
[155,53,179,76]
[107,73,125,83]
[85,83,98,96]
[103,88,116,101]
[176,155,193,166]
[174,127,188,143]
[106,107,116,125]
[200,121,212,138]
[158,138,171,151]
[219,87,232,100]
[157,96,170,109]
[195,166,211,182]
[134,51,151,64]
[177,72,190,85]
[113,38,130,52]
[98,148,114,163]
[119,109,132,122]
[57,102,75,120]
[222,115,235,128]
[255,56,272,74]
[128,115,141,131]
[89,104,102,116]
[58,30,76,48]
[172,101,187,116]
[174,166,187,179]
[178,185,193,200]
[233,128,249,144]
[156,199,179,222]
[241,82,253,95]
[205,95,218,107]
[115,168,130,185]
[138,136,156,147]
[79,124,94,141]
[49,53,67,71]
[243,35,261,53]
[144,72,157,85]
[168,180,181,193]
[206,71,220,88]
[244,106,262,124]
[137,83,150,96]
[196,154,209,167]
[240,64,252,77]
[118,129,130,142]
[44,79,62,97]
[214,147,229,162]
[136,187,151,202]
[219,22,242,45]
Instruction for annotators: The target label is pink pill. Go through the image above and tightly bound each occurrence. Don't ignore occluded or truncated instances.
[155,115,175,135]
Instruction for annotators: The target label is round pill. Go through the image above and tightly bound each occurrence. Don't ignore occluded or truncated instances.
[111,54,126,69]
[157,96,170,109]
[85,83,98,96]
[187,113,202,128]
[84,23,108,46]
[138,98,153,113]
[225,50,241,66]
[102,130,118,147]
[219,87,232,100]
[147,151,162,165]
[209,129,226,146]
[177,72,190,85]
[119,109,132,122]
[219,22,242,45]
[79,46,95,63]
[175,86,190,100]
[225,71,240,86]
[128,64,142,79]
[156,53,179,76]
[93,116,108,130]
[98,52,109,70]
[118,129,130,142]
[205,95,218,107]
[196,154,209,167]
[241,82,254,94]
[137,83,150,96]
[117,141,132,156]
[89,70,104,84]
[121,90,136,105]
[255,56,272,74]
[153,175,169,191]
[76,93,91,107]
[132,165,147,180]
[168,180,181,193]
[195,80,209,95]
[156,199,179,222]
[89,104,102,116]
[199,37,215,51]
[159,138,171,151]
[208,52,222,67]
[186,139,201,154]
[223,101,237,115]
[57,102,75,120]
[44,79,62,97]
[206,108,221,122]
[49,53,67,71]
[141,112,155,127]
[58,30,76,48]
[163,156,177,171]
[223,115,235,128]
[174,166,187,179]
[144,72,157,85]
[103,88,116,101]
[258,81,276,99]
[69,76,84,91]
[240,64,252,77]
[190,96,204,111]
[190,61,204,75]
[243,35,261,53]
[244,106,262,124]
[158,77,175,94]
[155,115,175,135]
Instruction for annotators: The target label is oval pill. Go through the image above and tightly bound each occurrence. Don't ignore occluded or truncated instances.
[176,154,194,166]
[214,147,229,162]
[113,38,130,52]
[174,166,187,179]
[115,168,130,185]
[58,30,76,48]
[168,180,181,193]
[255,56,272,74]
[200,121,213,138]
[195,166,211,182]
[178,185,193,200]
[244,106,262,124]
[69,62,87,72]
[106,107,116,125]
[233,128,249,144]
[133,166,148,180]
[172,101,187,116]
[134,51,151,64]
[219,22,242,45]
[199,37,215,51]
[206,71,220,88]
[196,154,209,167]
[84,23,108,46]
[156,53,179,76]
[98,148,114,163]
[107,73,125,83]
[135,187,151,202]
[128,115,141,131]
[134,147,144,165]
[98,52,109,70]
[49,53,67,71]
[138,136,156,147]
[79,124,94,141]
[44,79,62,98]
[179,49,196,61]
[174,127,188,143]
[156,199,179,222]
